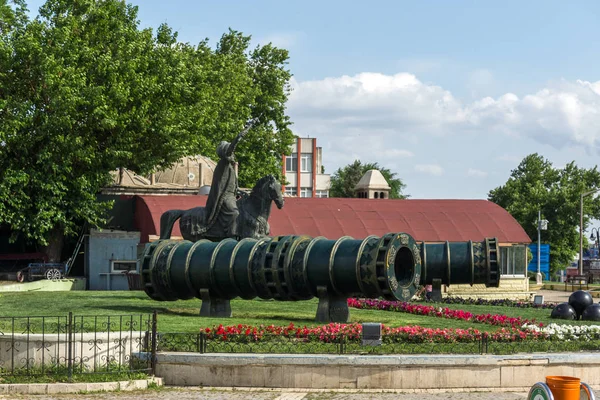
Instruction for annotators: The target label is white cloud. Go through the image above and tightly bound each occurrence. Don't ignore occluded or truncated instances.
[288,73,600,149]
[467,168,488,178]
[287,73,600,180]
[415,164,444,176]
[289,73,464,130]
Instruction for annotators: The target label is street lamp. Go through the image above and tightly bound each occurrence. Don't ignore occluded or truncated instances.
[580,189,600,275]
[591,228,600,254]
[536,210,548,284]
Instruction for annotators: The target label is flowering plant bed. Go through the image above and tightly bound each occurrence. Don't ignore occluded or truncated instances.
[203,322,487,343]
[521,323,600,341]
[155,322,600,355]
[198,322,547,343]
[438,297,557,309]
[347,298,539,328]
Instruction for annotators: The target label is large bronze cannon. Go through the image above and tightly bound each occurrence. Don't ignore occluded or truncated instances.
[141,233,499,322]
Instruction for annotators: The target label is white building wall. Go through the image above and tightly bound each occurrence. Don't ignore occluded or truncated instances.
[300,173,312,187]
[316,174,331,191]
[300,138,313,150]
[286,174,297,186]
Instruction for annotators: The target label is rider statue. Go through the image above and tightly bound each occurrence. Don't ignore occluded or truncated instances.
[198,118,258,240]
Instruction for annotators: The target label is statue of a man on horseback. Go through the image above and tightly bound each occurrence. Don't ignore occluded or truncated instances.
[159,118,285,242]
[199,118,257,240]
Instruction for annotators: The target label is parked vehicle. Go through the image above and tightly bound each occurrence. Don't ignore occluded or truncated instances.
[16,263,66,282]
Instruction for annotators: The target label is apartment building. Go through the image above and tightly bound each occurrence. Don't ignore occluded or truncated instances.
[281,137,330,198]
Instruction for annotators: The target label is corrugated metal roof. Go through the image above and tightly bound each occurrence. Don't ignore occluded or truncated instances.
[134,196,531,243]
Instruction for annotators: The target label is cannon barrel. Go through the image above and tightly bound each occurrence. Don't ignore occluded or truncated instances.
[141,233,499,322]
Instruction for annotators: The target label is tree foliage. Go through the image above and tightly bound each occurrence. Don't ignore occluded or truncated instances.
[0,0,293,260]
[488,153,600,273]
[329,160,408,199]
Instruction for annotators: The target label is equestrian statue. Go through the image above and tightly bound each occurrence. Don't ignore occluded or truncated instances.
[159,119,284,242]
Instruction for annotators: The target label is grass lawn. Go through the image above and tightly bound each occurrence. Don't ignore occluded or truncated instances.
[0,291,592,333]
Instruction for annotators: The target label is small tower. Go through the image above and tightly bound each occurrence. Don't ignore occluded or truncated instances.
[355,169,391,199]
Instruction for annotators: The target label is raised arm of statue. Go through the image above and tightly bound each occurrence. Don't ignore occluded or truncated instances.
[226,117,260,157]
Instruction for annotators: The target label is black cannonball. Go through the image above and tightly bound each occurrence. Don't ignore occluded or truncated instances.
[550,302,577,320]
[568,290,594,318]
[582,303,600,321]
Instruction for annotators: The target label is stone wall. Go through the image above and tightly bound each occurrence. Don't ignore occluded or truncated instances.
[155,352,600,390]
[0,331,145,370]
[446,276,531,300]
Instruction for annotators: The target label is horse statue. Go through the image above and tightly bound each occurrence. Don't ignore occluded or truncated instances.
[159,174,284,242]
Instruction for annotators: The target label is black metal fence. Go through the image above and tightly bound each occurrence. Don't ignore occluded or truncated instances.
[3,312,600,379]
[0,312,157,378]
[156,332,600,355]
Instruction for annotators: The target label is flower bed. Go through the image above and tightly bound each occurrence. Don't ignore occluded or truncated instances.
[347,298,539,328]
[521,323,600,341]
[439,297,556,309]
[202,322,547,344]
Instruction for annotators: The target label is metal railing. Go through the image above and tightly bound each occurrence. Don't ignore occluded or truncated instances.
[156,332,600,355]
[0,312,157,378]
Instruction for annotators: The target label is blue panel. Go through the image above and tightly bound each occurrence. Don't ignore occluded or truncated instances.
[87,232,140,290]
[527,244,550,280]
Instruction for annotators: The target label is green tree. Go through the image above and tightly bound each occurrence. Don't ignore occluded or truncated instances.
[488,153,600,274]
[329,160,408,199]
[197,33,294,186]
[0,0,293,261]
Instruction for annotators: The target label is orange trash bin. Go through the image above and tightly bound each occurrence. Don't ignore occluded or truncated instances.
[545,376,581,400]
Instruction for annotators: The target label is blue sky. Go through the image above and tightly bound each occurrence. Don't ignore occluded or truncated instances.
[25,0,600,201]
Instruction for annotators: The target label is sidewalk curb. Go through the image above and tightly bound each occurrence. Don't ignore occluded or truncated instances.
[166,385,533,394]
[0,377,162,395]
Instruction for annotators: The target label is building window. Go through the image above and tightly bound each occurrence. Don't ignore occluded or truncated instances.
[500,246,526,276]
[300,187,312,198]
[316,190,328,198]
[286,153,297,172]
[380,192,385,199]
[111,260,137,273]
[300,153,312,172]
[285,187,297,196]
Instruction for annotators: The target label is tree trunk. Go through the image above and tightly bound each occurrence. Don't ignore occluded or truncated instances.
[41,225,65,262]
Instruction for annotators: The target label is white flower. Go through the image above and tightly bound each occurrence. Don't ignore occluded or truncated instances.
[522,323,600,340]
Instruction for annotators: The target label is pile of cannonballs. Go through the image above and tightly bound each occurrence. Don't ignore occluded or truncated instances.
[551,290,600,321]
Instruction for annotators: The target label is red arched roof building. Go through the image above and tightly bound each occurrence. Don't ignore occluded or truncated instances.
[134,196,531,244]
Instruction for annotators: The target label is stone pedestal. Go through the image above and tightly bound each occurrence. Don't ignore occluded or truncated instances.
[536,273,543,285]
[315,286,349,323]
[199,289,232,317]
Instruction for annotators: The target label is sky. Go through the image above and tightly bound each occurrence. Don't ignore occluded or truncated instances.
[24,0,600,201]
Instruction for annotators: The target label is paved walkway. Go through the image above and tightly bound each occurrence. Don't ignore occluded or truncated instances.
[534,289,571,303]
[15,387,600,400]
[534,287,600,303]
